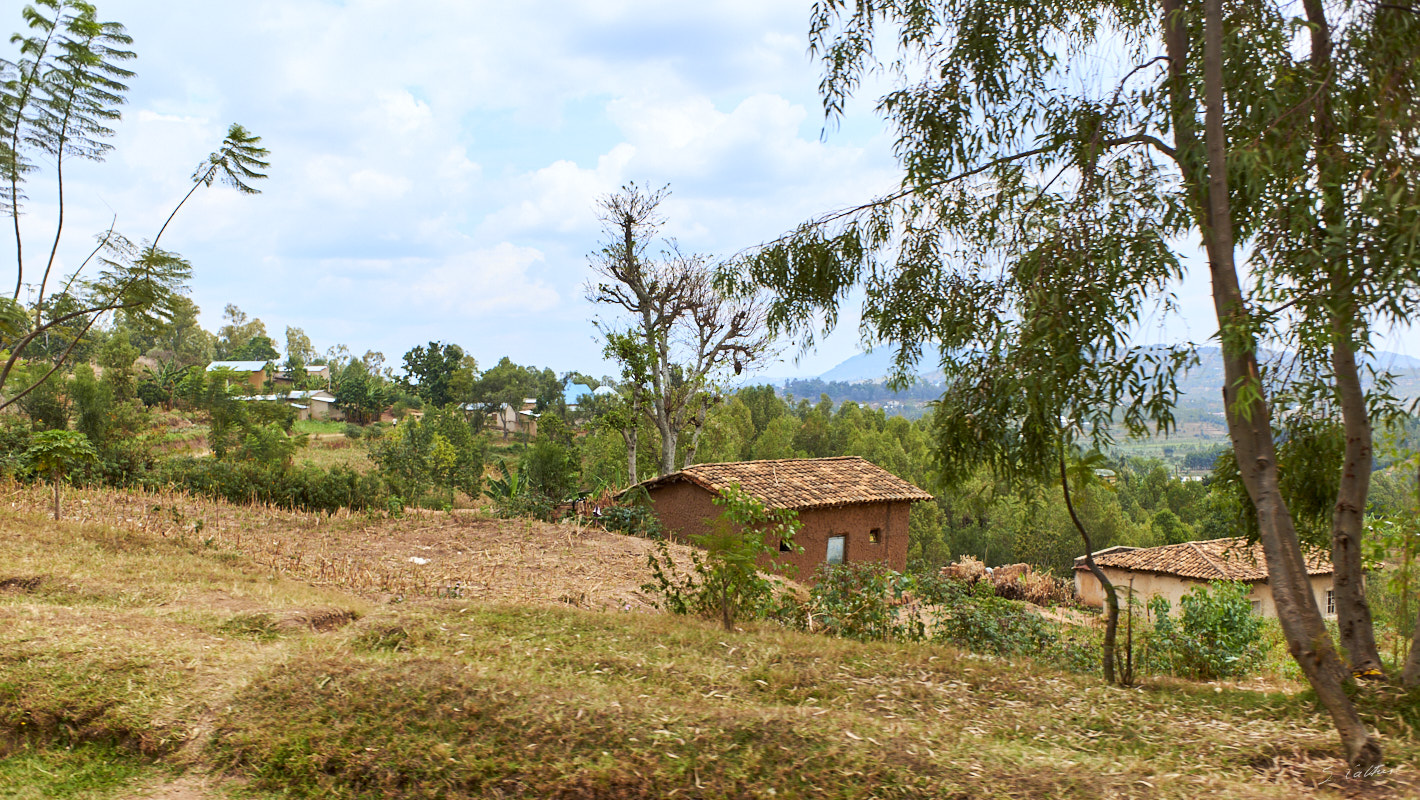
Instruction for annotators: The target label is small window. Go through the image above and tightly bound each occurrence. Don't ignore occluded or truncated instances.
[826,535,846,565]
[868,528,882,544]
[1326,590,1335,616]
[1250,600,1261,616]
[779,539,792,553]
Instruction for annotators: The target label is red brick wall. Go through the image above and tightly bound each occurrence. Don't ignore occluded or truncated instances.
[646,481,911,581]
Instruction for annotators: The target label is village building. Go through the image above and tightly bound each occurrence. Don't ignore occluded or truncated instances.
[629,456,934,579]
[1073,537,1335,619]
[205,360,271,392]
[238,389,342,421]
[485,397,539,439]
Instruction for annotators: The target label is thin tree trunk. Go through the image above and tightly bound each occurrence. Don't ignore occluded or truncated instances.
[1301,0,1385,678]
[52,477,60,522]
[1405,461,1420,686]
[1332,336,1384,675]
[1186,0,1380,768]
[623,426,638,487]
[1061,452,1117,684]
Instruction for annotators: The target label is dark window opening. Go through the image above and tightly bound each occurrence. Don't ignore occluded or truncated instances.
[779,539,792,552]
[869,528,881,544]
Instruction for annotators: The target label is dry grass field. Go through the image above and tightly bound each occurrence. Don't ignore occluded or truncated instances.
[2,482,1419,799]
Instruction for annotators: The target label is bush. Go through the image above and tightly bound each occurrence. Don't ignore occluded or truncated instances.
[934,580,1058,657]
[803,562,923,642]
[1148,581,1265,679]
[643,485,801,631]
[147,458,389,515]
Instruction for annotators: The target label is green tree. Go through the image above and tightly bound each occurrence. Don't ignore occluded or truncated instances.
[644,484,801,631]
[398,341,464,408]
[729,0,1392,765]
[23,427,95,519]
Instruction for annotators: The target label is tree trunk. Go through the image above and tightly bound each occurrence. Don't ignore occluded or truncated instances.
[623,426,639,487]
[1405,461,1420,687]
[1405,605,1420,686]
[1301,0,1385,678]
[1185,0,1380,769]
[658,420,678,476]
[1332,335,1384,676]
[52,477,60,522]
[1061,453,1117,684]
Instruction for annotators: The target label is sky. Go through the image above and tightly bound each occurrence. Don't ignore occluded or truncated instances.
[4,1,1414,384]
[3,0,910,381]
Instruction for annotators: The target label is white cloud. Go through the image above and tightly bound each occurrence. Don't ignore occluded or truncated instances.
[403,244,560,315]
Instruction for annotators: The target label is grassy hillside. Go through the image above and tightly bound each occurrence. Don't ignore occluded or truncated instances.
[2,485,1418,799]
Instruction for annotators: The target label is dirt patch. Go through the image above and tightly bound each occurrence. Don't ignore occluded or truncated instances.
[274,607,360,632]
[116,773,233,800]
[0,575,43,592]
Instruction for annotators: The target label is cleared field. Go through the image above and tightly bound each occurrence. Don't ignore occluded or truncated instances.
[1,481,682,610]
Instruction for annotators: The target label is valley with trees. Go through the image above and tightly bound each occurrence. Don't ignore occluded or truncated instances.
[2,0,1420,798]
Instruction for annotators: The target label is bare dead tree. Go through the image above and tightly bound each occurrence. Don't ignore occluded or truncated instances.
[588,184,775,477]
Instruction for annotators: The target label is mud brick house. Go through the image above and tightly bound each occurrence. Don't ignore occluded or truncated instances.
[630,457,933,579]
[1073,537,1335,619]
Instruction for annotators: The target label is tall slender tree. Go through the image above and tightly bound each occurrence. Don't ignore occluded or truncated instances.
[729,0,1406,768]
[0,2,268,407]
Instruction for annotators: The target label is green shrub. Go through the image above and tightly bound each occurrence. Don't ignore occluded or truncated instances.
[934,581,1058,657]
[805,562,923,642]
[148,459,389,515]
[1148,581,1265,679]
[643,484,800,631]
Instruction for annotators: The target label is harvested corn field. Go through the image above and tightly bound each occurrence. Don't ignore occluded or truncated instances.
[0,480,688,611]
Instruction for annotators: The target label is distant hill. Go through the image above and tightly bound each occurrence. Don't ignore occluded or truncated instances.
[801,344,1420,419]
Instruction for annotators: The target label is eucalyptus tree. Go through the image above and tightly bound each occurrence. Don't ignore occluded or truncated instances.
[587,183,775,476]
[728,0,1399,768]
[0,1,269,409]
[1240,0,1420,680]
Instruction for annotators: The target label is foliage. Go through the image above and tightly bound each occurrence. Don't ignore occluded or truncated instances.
[398,341,466,408]
[934,580,1059,658]
[1149,582,1266,680]
[643,484,800,630]
[148,458,387,515]
[370,407,485,506]
[803,562,922,642]
[598,487,662,539]
[518,415,579,500]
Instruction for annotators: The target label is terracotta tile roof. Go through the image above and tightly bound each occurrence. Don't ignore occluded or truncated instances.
[1078,537,1332,581]
[631,457,934,511]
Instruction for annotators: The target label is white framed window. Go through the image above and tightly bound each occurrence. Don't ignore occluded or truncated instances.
[1326,589,1335,616]
[826,535,846,565]
[1250,600,1261,616]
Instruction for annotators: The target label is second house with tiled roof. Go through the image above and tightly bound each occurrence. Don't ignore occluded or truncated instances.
[628,457,934,580]
[1073,537,1336,619]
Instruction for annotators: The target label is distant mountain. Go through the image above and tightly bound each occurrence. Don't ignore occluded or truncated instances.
[811,344,1420,414]
[818,345,944,382]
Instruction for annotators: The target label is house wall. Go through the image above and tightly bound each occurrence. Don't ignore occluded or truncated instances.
[1074,567,1335,619]
[646,482,910,581]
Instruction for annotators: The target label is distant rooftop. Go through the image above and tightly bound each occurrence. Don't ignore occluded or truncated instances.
[1078,537,1333,581]
[206,360,270,372]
